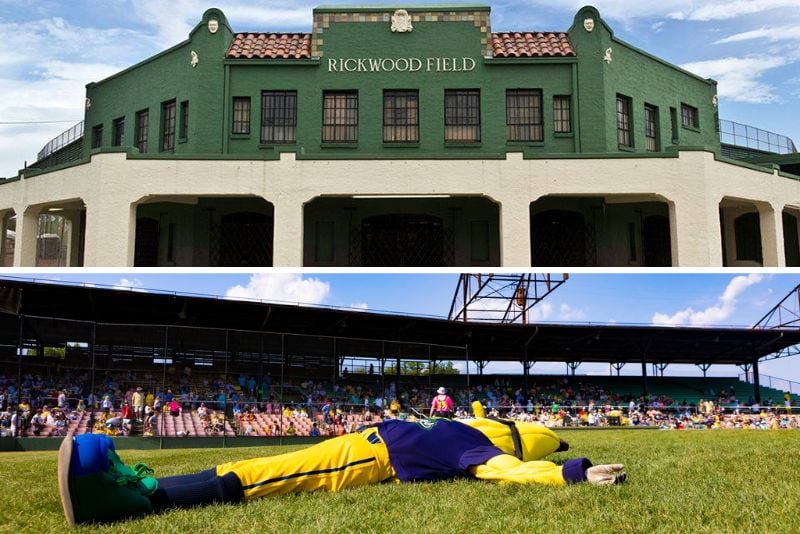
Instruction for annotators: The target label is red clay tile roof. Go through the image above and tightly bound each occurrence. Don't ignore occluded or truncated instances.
[490,32,575,58]
[227,33,312,59]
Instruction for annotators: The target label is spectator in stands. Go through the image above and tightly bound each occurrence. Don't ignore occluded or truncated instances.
[286,421,296,436]
[310,422,320,437]
[430,387,454,418]
[132,388,145,421]
[101,395,113,416]
[168,399,181,418]
[389,398,401,417]
[30,409,45,436]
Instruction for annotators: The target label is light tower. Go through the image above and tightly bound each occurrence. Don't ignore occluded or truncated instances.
[448,273,568,324]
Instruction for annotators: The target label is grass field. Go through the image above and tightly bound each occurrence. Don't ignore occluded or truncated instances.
[1,429,798,533]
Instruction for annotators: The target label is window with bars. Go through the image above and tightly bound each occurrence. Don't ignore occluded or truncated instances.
[616,94,632,148]
[161,99,176,151]
[232,97,251,135]
[383,90,419,143]
[112,117,125,147]
[91,124,103,149]
[553,95,572,133]
[445,89,480,143]
[135,110,149,153]
[179,101,189,140]
[262,91,297,143]
[506,89,542,142]
[322,91,357,143]
[644,104,659,152]
[681,103,699,129]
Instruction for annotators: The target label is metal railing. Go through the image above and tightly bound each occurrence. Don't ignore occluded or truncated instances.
[36,121,84,162]
[738,373,799,396]
[719,119,797,155]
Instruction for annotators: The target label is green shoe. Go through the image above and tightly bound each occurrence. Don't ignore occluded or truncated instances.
[58,433,158,525]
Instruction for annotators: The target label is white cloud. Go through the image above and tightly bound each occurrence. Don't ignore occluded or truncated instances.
[130,1,315,47]
[681,56,790,103]
[715,25,800,44]
[651,274,763,326]
[558,303,586,321]
[672,0,800,22]
[113,277,144,290]
[225,273,330,305]
[538,0,797,23]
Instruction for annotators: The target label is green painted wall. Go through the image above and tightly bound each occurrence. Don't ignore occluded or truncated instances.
[80,5,720,162]
[84,9,233,158]
[570,6,719,154]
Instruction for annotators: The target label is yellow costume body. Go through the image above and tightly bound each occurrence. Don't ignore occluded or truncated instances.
[217,403,569,500]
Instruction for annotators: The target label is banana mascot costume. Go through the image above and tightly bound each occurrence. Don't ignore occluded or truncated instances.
[59,401,626,525]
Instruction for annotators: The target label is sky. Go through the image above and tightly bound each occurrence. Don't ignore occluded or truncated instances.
[1,0,800,176]
[4,272,800,385]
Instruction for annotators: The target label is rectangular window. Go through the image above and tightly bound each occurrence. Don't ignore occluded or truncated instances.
[553,95,572,134]
[506,89,542,142]
[383,90,419,143]
[262,90,298,143]
[681,103,699,129]
[135,110,149,153]
[91,124,103,149]
[616,94,632,148]
[161,99,176,151]
[322,91,357,143]
[644,104,659,152]
[179,101,189,140]
[111,117,125,147]
[232,97,251,135]
[445,89,480,143]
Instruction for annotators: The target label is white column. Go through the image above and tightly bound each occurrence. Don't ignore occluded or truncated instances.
[14,206,39,267]
[499,195,531,267]
[82,199,136,266]
[271,196,304,267]
[670,196,722,267]
[760,202,782,267]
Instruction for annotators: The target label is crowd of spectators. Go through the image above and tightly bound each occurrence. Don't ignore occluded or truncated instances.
[0,369,797,438]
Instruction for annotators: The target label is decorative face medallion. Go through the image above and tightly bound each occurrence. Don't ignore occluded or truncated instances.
[391,9,413,33]
[208,19,219,34]
[584,18,594,32]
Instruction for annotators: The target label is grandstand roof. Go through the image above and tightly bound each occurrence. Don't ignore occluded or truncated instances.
[2,279,799,366]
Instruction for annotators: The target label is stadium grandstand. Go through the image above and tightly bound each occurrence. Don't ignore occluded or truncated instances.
[1,277,799,448]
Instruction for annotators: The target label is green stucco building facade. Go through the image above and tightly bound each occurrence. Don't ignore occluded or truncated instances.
[2,5,799,267]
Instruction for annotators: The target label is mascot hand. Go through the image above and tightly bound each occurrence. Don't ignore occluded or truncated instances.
[471,401,486,418]
[586,464,627,485]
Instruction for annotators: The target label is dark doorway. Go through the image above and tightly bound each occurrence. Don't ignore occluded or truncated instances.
[361,214,445,266]
[734,212,762,264]
[642,215,672,266]
[531,210,588,266]
[134,217,159,267]
[783,211,800,267]
[219,212,274,266]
